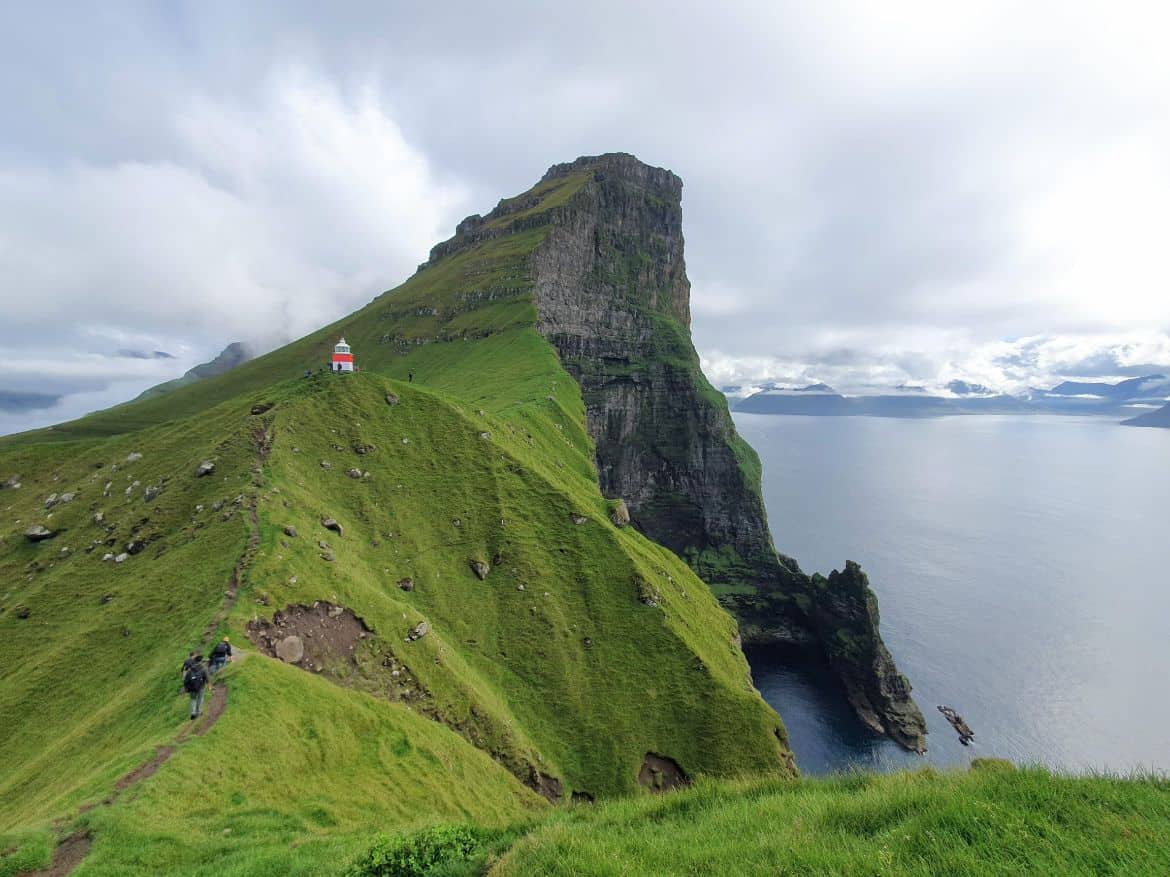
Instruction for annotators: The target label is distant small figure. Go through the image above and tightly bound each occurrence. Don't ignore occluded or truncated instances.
[304,369,311,378]
[408,371,414,383]
[183,655,209,720]
[209,636,233,675]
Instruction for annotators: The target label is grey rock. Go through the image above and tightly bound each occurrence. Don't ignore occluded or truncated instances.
[609,499,630,528]
[276,635,304,663]
[143,485,161,503]
[283,525,298,538]
[44,493,58,509]
[470,559,490,580]
[114,552,129,563]
[320,460,332,470]
[406,620,429,641]
[126,540,147,555]
[571,515,588,525]
[195,461,215,477]
[398,577,415,591]
[126,452,143,463]
[385,393,399,406]
[93,512,104,525]
[346,468,363,479]
[321,517,343,535]
[60,492,76,503]
[102,553,114,561]
[1,474,21,490]
[24,525,56,542]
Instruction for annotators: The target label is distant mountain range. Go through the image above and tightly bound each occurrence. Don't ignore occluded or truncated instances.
[732,375,1170,421]
[1122,400,1170,428]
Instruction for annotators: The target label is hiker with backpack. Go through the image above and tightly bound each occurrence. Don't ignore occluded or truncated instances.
[182,654,209,720]
[209,636,233,675]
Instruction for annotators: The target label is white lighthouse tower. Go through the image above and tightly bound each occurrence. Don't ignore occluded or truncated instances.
[331,338,354,373]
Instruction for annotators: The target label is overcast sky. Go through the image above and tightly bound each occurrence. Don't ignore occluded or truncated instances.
[2,1,1169,433]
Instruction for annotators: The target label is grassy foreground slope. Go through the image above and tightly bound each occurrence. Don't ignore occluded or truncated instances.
[490,765,1170,876]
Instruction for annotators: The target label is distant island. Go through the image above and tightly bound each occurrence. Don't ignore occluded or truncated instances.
[732,375,1170,422]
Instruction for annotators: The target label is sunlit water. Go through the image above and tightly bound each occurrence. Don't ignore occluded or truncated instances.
[733,413,1170,775]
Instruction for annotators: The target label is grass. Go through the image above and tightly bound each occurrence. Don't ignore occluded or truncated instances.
[489,765,1170,876]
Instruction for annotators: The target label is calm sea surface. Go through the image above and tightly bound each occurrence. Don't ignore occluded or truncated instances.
[733,413,1170,775]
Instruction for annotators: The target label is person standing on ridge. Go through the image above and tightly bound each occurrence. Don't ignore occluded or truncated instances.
[209,637,232,676]
[182,654,208,720]
[408,371,413,383]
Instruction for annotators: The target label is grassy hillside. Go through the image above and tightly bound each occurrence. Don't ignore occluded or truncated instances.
[489,764,1170,876]
[0,193,791,873]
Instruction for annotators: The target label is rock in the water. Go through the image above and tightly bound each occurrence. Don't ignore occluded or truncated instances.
[276,635,304,663]
[406,621,429,642]
[470,559,490,580]
[195,461,215,477]
[126,452,143,463]
[609,499,631,528]
[283,525,298,538]
[385,393,399,406]
[24,525,56,542]
[398,577,415,591]
[321,517,343,535]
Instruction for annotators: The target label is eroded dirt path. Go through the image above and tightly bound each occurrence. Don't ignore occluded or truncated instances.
[22,423,270,876]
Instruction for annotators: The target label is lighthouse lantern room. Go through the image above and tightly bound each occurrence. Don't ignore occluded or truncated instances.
[331,338,354,373]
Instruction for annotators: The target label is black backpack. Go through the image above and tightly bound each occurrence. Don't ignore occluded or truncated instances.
[183,664,206,693]
[211,642,229,659]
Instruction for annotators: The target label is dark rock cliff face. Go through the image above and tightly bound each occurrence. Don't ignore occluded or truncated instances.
[422,152,927,752]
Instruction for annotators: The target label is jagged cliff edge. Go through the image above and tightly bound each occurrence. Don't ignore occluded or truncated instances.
[421,153,927,752]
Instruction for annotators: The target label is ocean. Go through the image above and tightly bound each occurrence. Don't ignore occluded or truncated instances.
[733,412,1170,775]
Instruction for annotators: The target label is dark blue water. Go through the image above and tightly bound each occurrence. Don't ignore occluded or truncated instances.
[733,413,1170,775]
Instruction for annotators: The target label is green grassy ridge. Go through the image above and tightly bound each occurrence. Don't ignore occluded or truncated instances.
[0,360,791,872]
[244,371,789,796]
[488,765,1170,876]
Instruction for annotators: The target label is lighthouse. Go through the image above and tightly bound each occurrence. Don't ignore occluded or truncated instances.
[331,338,354,373]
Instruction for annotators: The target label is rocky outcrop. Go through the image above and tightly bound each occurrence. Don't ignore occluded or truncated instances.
[497,153,923,750]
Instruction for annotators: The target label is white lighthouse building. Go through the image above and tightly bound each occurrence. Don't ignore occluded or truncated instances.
[331,338,354,373]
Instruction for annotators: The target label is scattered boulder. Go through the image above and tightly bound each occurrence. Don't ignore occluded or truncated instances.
[195,461,215,477]
[353,443,376,455]
[320,551,335,562]
[24,525,56,542]
[125,480,140,496]
[609,499,631,528]
[283,525,298,538]
[93,512,104,525]
[1,474,21,490]
[583,637,593,649]
[571,514,588,525]
[406,621,429,642]
[479,431,491,440]
[346,468,363,479]
[385,393,399,406]
[100,593,114,605]
[60,492,76,503]
[398,577,415,592]
[321,517,343,536]
[126,452,143,463]
[276,635,305,663]
[320,461,332,470]
[251,402,274,415]
[470,559,490,580]
[114,553,129,563]
[44,493,58,509]
[126,539,148,555]
[143,485,161,503]
[15,605,31,619]
[102,552,114,561]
